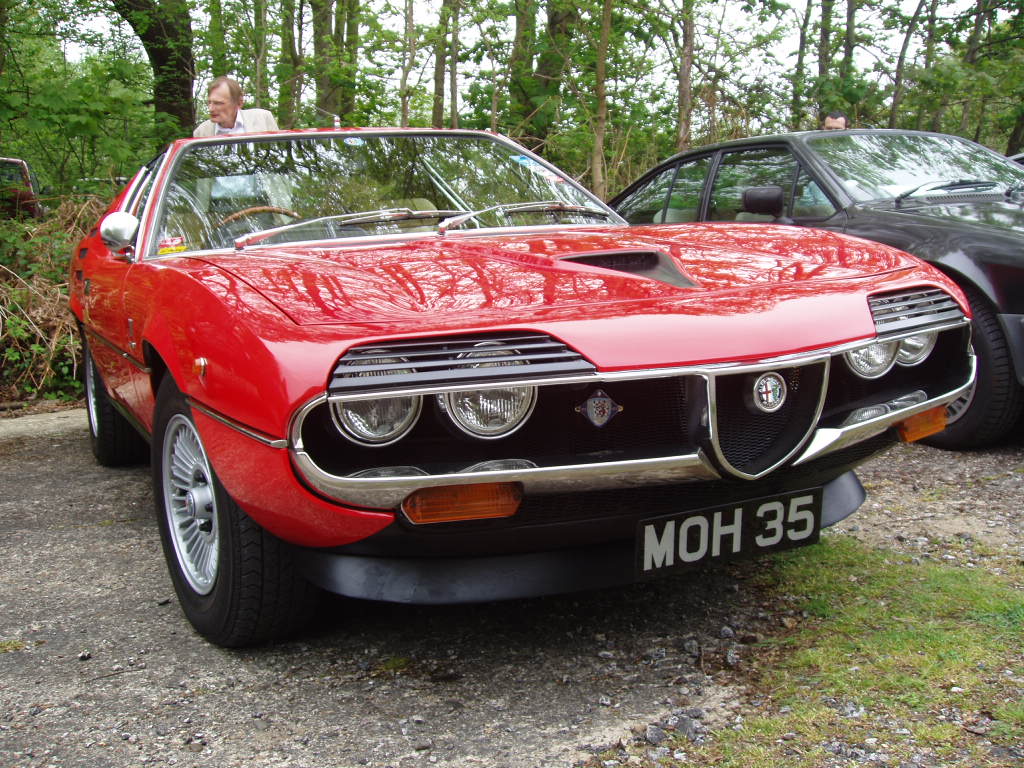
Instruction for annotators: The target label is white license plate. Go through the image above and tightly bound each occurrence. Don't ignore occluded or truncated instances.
[637,488,823,576]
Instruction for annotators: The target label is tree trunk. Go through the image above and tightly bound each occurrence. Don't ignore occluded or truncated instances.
[508,0,538,139]
[276,0,302,128]
[309,0,337,121]
[399,0,416,127]
[839,0,855,84]
[432,0,454,128]
[449,0,460,128]
[529,0,577,152]
[339,0,360,119]
[674,0,696,150]
[591,0,611,198]
[888,0,926,128]
[110,0,195,143]
[958,0,991,135]
[790,0,813,130]
[251,0,269,104]
[1006,110,1024,155]
[817,0,834,116]
[206,0,231,77]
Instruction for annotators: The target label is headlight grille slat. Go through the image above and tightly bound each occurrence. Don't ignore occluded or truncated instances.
[869,288,964,334]
[329,332,596,395]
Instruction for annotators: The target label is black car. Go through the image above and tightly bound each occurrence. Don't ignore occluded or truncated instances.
[611,129,1024,449]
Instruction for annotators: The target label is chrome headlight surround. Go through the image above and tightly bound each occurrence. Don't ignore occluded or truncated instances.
[896,331,938,366]
[438,344,538,439]
[331,355,422,446]
[844,341,900,379]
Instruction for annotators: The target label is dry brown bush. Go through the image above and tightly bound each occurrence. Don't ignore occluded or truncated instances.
[0,197,108,405]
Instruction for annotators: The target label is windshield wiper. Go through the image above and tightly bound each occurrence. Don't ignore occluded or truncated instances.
[234,208,469,249]
[893,179,998,209]
[437,200,614,235]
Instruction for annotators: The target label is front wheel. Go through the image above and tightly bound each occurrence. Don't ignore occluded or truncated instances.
[152,378,317,646]
[923,286,1023,450]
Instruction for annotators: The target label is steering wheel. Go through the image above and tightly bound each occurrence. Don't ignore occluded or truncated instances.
[216,205,301,228]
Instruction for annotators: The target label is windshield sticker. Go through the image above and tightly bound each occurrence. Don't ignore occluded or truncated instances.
[157,236,186,255]
[344,137,365,146]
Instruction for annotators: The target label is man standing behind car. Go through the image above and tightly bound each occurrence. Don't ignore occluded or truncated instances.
[193,76,279,137]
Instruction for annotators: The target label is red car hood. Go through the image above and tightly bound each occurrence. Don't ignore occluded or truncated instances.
[197,223,928,367]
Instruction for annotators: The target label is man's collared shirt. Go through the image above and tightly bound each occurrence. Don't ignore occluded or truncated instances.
[215,113,245,135]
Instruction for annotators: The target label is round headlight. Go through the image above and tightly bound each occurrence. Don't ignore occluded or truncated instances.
[441,385,537,438]
[896,331,937,366]
[331,356,421,446]
[844,341,899,379]
[440,344,537,439]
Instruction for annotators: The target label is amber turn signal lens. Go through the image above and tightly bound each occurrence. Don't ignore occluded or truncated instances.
[897,406,947,443]
[402,482,523,525]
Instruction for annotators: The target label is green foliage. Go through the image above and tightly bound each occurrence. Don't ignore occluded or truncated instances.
[0,198,103,402]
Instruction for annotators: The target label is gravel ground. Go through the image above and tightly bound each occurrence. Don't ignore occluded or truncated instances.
[1,408,1021,767]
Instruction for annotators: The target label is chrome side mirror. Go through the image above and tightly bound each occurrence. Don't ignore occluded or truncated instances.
[99,211,140,252]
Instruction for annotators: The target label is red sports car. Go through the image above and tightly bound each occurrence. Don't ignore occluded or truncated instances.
[70,128,973,647]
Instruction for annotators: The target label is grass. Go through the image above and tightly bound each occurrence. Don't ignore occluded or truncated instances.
[602,535,1024,767]
[1,638,27,652]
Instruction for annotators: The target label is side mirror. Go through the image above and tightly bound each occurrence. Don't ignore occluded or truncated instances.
[100,211,140,252]
[741,186,787,219]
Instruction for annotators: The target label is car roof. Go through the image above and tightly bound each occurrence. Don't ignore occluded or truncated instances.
[652,128,982,165]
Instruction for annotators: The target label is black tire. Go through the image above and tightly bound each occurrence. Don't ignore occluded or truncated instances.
[82,334,148,466]
[923,286,1024,449]
[151,377,317,647]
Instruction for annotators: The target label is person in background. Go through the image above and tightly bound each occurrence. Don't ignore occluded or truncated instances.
[822,110,849,130]
[193,76,279,137]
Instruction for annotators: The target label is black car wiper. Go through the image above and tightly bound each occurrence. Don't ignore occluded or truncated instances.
[894,179,998,209]
[437,200,613,235]
[234,208,469,249]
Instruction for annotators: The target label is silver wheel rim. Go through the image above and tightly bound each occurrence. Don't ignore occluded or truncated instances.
[84,349,100,438]
[162,413,219,595]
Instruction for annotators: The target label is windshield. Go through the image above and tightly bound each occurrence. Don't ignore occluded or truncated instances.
[153,132,608,254]
[806,132,1024,203]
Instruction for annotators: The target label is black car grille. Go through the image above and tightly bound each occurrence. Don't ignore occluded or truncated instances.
[713,362,826,475]
[869,288,964,335]
[300,376,693,476]
[329,332,596,395]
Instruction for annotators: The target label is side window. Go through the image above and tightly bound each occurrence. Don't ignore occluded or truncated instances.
[615,165,676,224]
[792,167,838,219]
[663,156,710,223]
[707,148,798,222]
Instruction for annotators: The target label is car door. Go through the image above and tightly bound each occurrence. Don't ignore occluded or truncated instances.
[81,160,161,413]
[616,143,843,228]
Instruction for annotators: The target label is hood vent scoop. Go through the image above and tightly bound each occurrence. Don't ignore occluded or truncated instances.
[562,250,695,288]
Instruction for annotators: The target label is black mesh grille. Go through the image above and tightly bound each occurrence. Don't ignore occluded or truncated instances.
[301,376,693,476]
[869,288,964,335]
[329,332,595,395]
[713,362,826,475]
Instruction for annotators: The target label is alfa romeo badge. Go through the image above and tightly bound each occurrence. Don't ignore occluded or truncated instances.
[752,372,787,413]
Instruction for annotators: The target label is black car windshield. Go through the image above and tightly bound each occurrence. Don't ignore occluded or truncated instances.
[806,132,1024,203]
[154,132,608,253]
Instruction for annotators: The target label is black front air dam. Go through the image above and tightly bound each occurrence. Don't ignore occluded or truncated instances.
[297,470,865,605]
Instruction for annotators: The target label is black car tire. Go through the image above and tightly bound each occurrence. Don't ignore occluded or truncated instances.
[151,377,317,647]
[923,286,1023,449]
[82,334,148,466]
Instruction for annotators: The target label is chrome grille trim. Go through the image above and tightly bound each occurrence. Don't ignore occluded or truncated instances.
[869,288,964,335]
